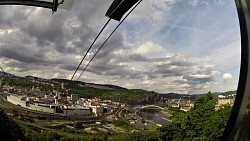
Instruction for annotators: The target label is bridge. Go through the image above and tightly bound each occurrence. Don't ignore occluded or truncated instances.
[134,105,164,112]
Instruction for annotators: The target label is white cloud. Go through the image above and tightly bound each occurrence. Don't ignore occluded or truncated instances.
[135,42,166,57]
[122,83,135,88]
[52,72,60,78]
[142,80,155,85]
[188,0,199,7]
[211,71,220,76]
[181,84,191,88]
[223,73,233,80]
[0,0,240,94]
[127,0,175,23]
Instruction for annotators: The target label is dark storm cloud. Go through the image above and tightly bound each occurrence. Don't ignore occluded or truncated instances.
[0,0,143,79]
[72,0,113,27]
[161,68,187,77]
[0,6,33,27]
[140,55,195,79]
[1,58,51,72]
[144,66,187,79]
[0,0,219,93]
[182,74,214,84]
[93,32,125,59]
[0,44,45,64]
[1,60,30,72]
[152,55,194,67]
[173,78,187,84]
[0,0,117,71]
[17,10,97,54]
[114,53,150,62]
[0,0,114,55]
[87,59,130,78]
[170,71,215,91]
[127,54,149,62]
[58,64,77,71]
[194,65,214,74]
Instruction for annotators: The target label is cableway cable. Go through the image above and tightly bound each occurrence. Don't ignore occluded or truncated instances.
[0,67,5,74]
[76,0,142,81]
[69,18,111,84]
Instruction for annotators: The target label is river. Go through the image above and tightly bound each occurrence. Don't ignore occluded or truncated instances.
[140,111,172,125]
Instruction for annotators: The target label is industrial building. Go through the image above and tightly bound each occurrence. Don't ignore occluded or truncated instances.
[63,105,91,116]
[7,94,56,113]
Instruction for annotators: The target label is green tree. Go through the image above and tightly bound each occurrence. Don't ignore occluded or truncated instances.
[12,109,19,117]
[112,119,126,127]
[46,131,61,141]
[141,118,146,123]
[100,119,108,124]
[25,132,46,141]
[158,92,232,141]
[0,109,25,141]
[73,121,82,129]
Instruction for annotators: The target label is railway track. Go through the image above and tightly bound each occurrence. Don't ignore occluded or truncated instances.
[114,107,143,131]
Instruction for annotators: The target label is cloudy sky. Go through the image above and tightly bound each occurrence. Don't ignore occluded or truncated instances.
[0,0,241,94]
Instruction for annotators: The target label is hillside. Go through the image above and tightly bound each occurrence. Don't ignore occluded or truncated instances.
[2,75,159,105]
[220,90,237,96]
[160,92,222,101]
[101,89,161,105]
[50,78,127,90]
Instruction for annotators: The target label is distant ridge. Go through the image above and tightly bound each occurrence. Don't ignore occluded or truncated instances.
[22,76,126,90]
[2,73,126,90]
[1,71,236,94]
[0,71,14,77]
[50,78,127,90]
[159,92,223,100]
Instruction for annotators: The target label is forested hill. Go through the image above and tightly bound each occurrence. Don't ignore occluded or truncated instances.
[220,90,237,96]
[160,92,222,100]
[0,109,25,141]
[24,76,127,90]
[101,89,161,105]
[50,78,127,90]
[3,76,160,105]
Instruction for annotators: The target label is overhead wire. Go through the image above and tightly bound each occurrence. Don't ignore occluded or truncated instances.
[76,0,142,81]
[0,66,9,78]
[69,18,111,83]
[0,67,6,74]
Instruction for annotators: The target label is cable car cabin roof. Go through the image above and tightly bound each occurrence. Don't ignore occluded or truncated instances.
[0,0,74,12]
[105,0,140,21]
